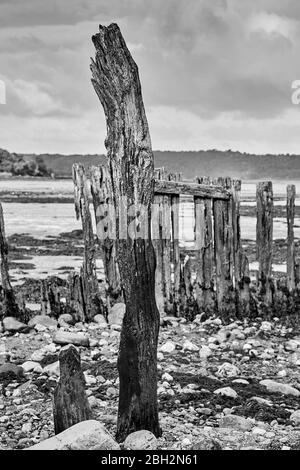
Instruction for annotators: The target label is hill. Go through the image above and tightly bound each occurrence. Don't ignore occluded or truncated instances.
[24,149,300,180]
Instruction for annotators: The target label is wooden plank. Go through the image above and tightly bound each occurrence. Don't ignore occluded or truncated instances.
[256,181,273,303]
[287,184,296,291]
[169,173,181,316]
[90,165,122,301]
[194,176,214,314]
[152,168,165,315]
[232,179,242,285]
[213,177,234,317]
[155,180,230,199]
[72,163,103,321]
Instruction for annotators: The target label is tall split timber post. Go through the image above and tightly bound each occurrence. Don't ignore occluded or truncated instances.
[287,184,296,291]
[91,24,161,441]
[256,181,273,304]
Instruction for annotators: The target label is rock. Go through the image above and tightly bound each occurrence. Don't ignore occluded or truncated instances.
[260,379,300,397]
[191,436,222,450]
[183,340,199,352]
[28,315,57,329]
[123,430,157,450]
[214,387,238,399]
[43,361,60,377]
[53,331,90,348]
[160,341,175,353]
[27,420,119,450]
[285,340,300,352]
[3,317,27,333]
[219,414,254,431]
[250,396,273,407]
[232,379,249,385]
[0,363,24,380]
[30,343,57,363]
[260,321,272,332]
[217,330,232,343]
[107,303,125,326]
[290,410,300,425]
[93,314,107,326]
[162,372,173,382]
[216,362,239,378]
[21,361,43,373]
[88,396,100,409]
[199,345,212,360]
[58,314,74,326]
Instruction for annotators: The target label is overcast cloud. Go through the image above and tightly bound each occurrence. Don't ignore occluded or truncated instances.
[1,0,300,154]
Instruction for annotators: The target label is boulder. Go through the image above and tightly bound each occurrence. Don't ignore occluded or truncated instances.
[107,303,125,326]
[199,345,212,360]
[290,410,300,425]
[182,340,199,352]
[219,414,254,432]
[27,420,119,450]
[0,363,24,380]
[21,361,43,373]
[30,343,57,364]
[43,361,60,377]
[216,362,240,378]
[160,341,176,353]
[58,314,74,326]
[191,435,222,450]
[53,331,90,348]
[3,317,27,333]
[28,315,57,329]
[93,314,107,326]
[214,387,238,399]
[260,379,300,397]
[123,430,157,450]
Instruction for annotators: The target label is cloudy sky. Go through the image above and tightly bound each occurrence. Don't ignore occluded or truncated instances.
[1,0,300,155]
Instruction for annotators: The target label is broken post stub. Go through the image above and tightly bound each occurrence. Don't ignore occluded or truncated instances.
[53,344,91,435]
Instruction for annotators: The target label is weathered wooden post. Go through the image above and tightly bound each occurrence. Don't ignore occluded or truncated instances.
[72,163,104,321]
[90,165,122,301]
[232,180,242,286]
[152,168,168,315]
[169,173,181,316]
[287,184,296,291]
[53,344,91,434]
[0,203,21,319]
[91,23,160,441]
[194,176,215,315]
[213,177,235,317]
[256,181,273,303]
[40,278,63,318]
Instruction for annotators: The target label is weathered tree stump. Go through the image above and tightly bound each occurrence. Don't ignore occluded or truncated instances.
[40,277,64,318]
[179,255,198,320]
[0,203,21,319]
[53,344,91,434]
[91,23,161,441]
[66,271,85,322]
